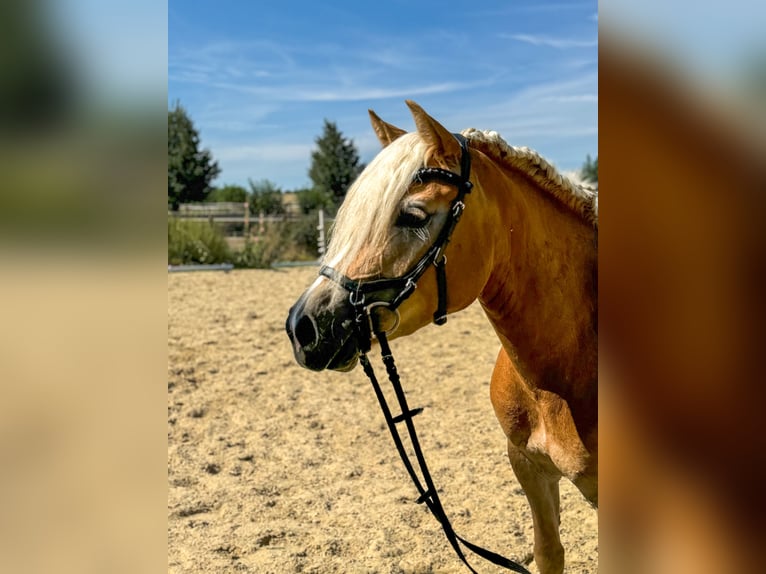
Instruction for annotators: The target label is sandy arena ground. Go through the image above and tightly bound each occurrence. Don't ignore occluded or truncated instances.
[168,267,597,573]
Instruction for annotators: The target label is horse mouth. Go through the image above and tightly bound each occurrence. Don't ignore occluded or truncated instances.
[325,333,359,371]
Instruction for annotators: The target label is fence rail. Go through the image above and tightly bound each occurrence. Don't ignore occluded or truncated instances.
[171,203,333,251]
[177,202,247,216]
[169,215,289,223]
[170,202,308,224]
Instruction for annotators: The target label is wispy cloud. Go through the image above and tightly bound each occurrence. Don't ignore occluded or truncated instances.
[171,37,493,103]
[496,73,598,108]
[541,94,598,103]
[502,33,597,49]
[472,3,597,18]
[169,40,294,84]
[433,72,598,167]
[208,80,486,103]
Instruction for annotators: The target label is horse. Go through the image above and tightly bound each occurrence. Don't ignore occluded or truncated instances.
[286,100,598,574]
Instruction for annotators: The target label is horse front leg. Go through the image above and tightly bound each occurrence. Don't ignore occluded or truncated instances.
[507,441,565,574]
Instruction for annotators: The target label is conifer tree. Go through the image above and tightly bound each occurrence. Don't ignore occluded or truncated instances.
[308,120,364,208]
[168,102,220,210]
[581,154,598,184]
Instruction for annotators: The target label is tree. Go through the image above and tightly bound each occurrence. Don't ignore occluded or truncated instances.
[248,178,284,215]
[296,187,334,215]
[581,154,598,184]
[207,184,248,203]
[168,102,220,210]
[308,120,364,207]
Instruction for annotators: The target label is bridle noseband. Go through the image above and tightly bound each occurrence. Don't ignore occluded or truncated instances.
[318,133,530,574]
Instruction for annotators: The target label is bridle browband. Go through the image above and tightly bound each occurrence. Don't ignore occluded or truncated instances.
[319,133,531,574]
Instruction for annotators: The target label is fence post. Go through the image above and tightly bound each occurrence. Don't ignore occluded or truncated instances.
[317,209,326,258]
[244,201,250,237]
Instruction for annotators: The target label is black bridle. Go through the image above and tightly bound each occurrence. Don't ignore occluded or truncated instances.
[319,134,531,574]
[319,133,474,340]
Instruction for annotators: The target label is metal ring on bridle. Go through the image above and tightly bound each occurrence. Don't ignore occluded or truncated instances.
[365,301,401,337]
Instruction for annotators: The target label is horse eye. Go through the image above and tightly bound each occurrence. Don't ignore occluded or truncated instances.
[395,207,431,229]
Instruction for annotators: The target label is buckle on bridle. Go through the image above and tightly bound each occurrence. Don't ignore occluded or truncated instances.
[349,289,365,307]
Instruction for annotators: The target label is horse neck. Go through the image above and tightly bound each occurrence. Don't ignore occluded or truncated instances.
[475,155,598,400]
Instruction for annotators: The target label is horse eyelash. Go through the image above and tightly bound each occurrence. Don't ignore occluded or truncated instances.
[412,227,431,242]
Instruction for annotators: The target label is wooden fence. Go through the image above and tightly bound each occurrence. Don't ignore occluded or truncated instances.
[170,202,330,253]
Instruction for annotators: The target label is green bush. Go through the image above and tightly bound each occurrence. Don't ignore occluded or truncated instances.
[233,234,283,268]
[233,216,320,268]
[168,218,232,265]
[207,184,248,203]
[280,214,322,259]
[168,214,322,268]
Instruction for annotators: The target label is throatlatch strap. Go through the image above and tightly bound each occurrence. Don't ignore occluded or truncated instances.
[361,332,532,574]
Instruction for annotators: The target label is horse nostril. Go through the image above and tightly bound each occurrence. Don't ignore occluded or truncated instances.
[294,314,318,348]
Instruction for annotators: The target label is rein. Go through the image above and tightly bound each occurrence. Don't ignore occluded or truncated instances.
[320,134,531,574]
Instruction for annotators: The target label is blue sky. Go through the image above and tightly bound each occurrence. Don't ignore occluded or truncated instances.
[169,1,598,191]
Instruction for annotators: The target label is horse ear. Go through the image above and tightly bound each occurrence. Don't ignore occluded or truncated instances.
[369,109,407,148]
[405,100,461,163]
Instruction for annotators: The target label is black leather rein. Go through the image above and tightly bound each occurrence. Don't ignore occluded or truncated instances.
[320,133,531,574]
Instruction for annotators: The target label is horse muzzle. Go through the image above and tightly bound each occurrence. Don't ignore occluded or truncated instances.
[285,290,360,372]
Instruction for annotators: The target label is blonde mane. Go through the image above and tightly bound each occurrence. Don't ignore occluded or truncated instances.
[461,128,598,226]
[324,128,598,274]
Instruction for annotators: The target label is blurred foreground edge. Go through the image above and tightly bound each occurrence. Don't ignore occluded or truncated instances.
[599,34,766,574]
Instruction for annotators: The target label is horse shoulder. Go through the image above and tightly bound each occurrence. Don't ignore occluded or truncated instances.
[490,347,592,481]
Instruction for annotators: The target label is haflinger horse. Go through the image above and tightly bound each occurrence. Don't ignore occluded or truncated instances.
[286,101,597,574]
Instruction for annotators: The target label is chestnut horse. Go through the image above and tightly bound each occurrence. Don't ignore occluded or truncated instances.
[286,101,597,574]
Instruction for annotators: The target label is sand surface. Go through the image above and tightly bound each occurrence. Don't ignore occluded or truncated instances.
[168,267,597,573]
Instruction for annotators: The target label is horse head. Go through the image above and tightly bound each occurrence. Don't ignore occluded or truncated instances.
[286,101,493,371]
